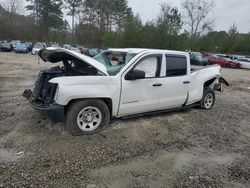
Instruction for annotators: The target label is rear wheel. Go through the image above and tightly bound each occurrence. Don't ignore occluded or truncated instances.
[200,88,215,110]
[66,99,110,136]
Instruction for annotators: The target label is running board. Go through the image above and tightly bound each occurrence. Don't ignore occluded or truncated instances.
[118,103,200,120]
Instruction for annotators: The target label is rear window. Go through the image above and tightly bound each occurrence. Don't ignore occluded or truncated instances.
[166,55,187,77]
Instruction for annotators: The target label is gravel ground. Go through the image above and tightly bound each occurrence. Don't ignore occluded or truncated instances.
[0,52,250,188]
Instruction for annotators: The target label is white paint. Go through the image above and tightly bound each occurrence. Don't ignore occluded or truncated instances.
[47,48,221,118]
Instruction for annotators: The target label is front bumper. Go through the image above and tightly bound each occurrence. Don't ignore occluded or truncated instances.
[23,89,64,122]
[230,64,241,68]
[16,49,28,53]
[1,48,12,51]
[31,101,65,122]
[31,50,39,55]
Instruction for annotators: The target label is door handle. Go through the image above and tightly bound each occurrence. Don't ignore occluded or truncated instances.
[153,83,162,87]
[183,81,190,84]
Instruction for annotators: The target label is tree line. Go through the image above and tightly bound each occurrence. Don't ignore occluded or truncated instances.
[0,0,249,55]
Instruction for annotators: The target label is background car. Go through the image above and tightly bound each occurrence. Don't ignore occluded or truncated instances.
[11,40,21,50]
[236,58,250,69]
[15,43,29,53]
[190,52,209,66]
[25,42,33,52]
[208,55,241,68]
[69,47,81,53]
[63,44,71,50]
[31,42,45,55]
[0,40,8,50]
[0,43,14,52]
[51,42,60,48]
[72,44,85,54]
[225,55,245,61]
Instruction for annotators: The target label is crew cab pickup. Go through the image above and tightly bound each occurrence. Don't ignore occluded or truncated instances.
[23,48,228,135]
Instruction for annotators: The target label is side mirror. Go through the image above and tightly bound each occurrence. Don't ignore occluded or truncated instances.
[125,69,145,80]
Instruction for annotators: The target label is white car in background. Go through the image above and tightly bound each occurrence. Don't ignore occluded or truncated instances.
[63,44,71,50]
[31,42,45,55]
[69,46,81,53]
[236,58,250,69]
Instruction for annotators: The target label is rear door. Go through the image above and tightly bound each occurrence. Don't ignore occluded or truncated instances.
[158,54,190,109]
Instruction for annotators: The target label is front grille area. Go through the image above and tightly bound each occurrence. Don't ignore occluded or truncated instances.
[33,69,61,105]
[40,82,58,105]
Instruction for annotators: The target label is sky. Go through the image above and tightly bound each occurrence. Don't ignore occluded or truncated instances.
[128,0,250,33]
[1,0,249,33]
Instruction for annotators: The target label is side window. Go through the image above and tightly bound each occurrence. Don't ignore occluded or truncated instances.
[134,56,161,78]
[166,55,187,77]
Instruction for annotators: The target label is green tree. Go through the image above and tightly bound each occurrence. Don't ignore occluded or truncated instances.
[26,0,64,40]
[64,0,81,37]
[102,32,119,47]
[75,23,103,47]
[78,0,131,32]
[157,3,182,35]
[119,15,143,47]
[76,0,132,47]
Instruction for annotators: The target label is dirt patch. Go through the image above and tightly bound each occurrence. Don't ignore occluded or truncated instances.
[0,149,24,163]
[0,52,250,187]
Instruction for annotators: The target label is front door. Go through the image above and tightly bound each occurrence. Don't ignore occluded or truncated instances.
[118,55,163,116]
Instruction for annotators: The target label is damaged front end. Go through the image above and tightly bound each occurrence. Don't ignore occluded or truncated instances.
[23,67,64,122]
[23,48,108,122]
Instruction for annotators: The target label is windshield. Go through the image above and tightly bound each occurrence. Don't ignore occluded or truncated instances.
[34,43,43,49]
[17,43,27,48]
[93,51,137,76]
[2,43,11,47]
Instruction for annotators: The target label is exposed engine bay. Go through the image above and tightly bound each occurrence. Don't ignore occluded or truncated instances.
[23,49,104,106]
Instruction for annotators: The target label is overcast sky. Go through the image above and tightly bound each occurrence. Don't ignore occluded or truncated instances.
[1,0,249,33]
[128,0,250,33]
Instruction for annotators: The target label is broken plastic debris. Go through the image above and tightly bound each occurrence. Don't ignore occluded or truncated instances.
[16,151,24,156]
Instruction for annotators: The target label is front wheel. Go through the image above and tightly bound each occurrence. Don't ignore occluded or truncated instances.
[200,88,215,110]
[66,99,110,136]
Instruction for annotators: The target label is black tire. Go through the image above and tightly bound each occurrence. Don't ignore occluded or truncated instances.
[200,88,215,110]
[66,99,110,136]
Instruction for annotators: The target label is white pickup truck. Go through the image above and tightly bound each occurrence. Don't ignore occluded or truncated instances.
[23,48,228,135]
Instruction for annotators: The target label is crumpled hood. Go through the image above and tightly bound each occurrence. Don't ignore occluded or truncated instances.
[38,48,108,75]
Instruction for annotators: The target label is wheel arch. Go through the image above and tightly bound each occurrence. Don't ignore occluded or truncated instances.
[203,77,217,90]
[65,98,113,118]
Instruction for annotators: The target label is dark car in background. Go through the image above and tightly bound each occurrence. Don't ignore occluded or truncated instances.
[0,43,14,52]
[11,40,21,50]
[190,52,209,66]
[15,43,29,53]
[84,48,100,57]
[25,42,33,52]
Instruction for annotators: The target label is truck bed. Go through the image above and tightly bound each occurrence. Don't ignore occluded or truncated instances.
[188,65,221,104]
